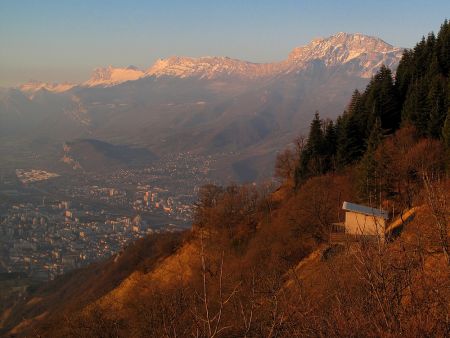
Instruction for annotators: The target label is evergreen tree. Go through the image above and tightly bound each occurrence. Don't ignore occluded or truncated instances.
[294,20,450,186]
[413,36,429,78]
[443,112,450,146]
[396,50,415,102]
[358,118,383,203]
[441,110,450,171]
[323,119,337,171]
[427,77,447,138]
[401,80,429,135]
[436,19,450,74]
[336,112,365,167]
[397,20,449,136]
[347,89,362,114]
[306,111,325,158]
[295,112,325,184]
[364,65,400,132]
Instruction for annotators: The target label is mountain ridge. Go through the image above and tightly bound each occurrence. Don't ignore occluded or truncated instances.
[1,31,404,182]
[16,32,403,90]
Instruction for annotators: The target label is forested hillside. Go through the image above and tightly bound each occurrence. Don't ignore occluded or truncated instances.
[293,20,450,204]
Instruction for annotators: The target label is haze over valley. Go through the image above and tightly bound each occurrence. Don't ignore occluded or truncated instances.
[1,33,402,182]
[0,31,406,295]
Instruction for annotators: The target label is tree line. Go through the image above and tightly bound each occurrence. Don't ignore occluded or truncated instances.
[294,20,450,188]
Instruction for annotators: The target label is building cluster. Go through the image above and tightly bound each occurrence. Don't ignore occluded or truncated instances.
[15,169,60,184]
[1,151,224,281]
[0,201,158,281]
[133,185,193,219]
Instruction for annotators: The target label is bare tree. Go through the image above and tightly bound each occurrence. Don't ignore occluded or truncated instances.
[191,229,238,338]
[422,174,450,265]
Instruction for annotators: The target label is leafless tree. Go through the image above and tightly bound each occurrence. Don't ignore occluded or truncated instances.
[422,174,450,265]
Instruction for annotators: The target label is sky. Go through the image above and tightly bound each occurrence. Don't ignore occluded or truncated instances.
[0,0,449,87]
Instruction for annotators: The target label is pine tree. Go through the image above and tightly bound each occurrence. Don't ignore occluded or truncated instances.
[336,112,365,167]
[358,118,383,203]
[295,112,325,184]
[436,19,450,74]
[323,119,337,171]
[442,110,450,171]
[294,20,450,185]
[347,89,362,113]
[442,111,450,150]
[396,50,415,102]
[306,111,325,158]
[427,77,447,138]
[401,80,429,135]
[364,65,400,132]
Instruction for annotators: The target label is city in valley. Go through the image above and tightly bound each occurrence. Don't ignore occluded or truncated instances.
[0,151,220,283]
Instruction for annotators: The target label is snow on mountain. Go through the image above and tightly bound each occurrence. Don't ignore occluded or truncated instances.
[146,56,276,79]
[83,65,145,87]
[17,33,403,90]
[285,32,403,77]
[146,32,402,80]
[19,81,75,93]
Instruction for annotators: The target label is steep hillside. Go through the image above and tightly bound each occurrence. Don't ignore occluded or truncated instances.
[3,163,449,337]
[1,233,184,336]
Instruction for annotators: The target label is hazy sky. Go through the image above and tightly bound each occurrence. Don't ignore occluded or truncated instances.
[1,0,449,87]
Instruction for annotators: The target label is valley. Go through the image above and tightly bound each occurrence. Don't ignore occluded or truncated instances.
[0,150,225,284]
[0,33,403,182]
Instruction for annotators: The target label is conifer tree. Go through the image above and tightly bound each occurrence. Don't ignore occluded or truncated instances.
[336,112,365,167]
[294,20,450,185]
[396,50,415,102]
[442,111,450,150]
[428,77,447,138]
[306,111,325,157]
[358,118,383,203]
[295,112,324,184]
[364,65,400,132]
[442,111,450,172]
[436,19,450,74]
[323,119,337,171]
[401,80,429,135]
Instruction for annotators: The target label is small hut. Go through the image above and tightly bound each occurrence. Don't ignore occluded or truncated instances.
[330,201,389,243]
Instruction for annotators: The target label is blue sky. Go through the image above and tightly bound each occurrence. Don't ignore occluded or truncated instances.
[0,0,449,86]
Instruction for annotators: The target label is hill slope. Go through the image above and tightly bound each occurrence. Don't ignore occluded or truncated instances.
[2,170,449,337]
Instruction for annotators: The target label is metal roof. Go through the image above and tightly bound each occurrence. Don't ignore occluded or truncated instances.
[342,201,389,219]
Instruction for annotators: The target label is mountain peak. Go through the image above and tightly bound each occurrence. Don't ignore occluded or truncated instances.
[18,80,75,94]
[288,32,397,60]
[83,66,145,87]
[286,32,402,77]
[145,32,402,80]
[17,32,403,90]
[145,55,267,79]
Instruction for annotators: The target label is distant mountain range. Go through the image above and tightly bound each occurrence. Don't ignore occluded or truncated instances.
[0,33,403,181]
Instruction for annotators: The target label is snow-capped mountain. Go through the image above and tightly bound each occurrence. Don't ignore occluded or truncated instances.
[19,81,76,94]
[16,32,403,90]
[144,32,402,80]
[5,32,404,182]
[146,56,276,79]
[285,32,403,77]
[83,65,145,87]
